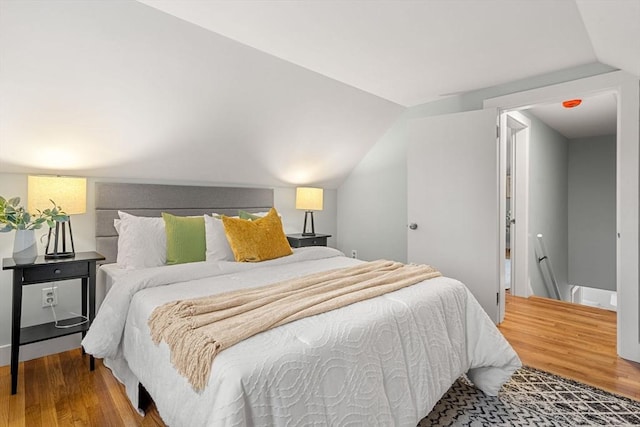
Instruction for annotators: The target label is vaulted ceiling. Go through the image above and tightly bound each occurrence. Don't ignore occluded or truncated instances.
[138,0,639,107]
[0,0,637,188]
[137,0,638,139]
[0,0,401,188]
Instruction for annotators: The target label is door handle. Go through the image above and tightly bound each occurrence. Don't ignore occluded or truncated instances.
[510,219,516,224]
[409,223,418,230]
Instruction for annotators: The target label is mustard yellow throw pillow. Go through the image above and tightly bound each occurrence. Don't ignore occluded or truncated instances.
[162,213,206,265]
[221,208,292,262]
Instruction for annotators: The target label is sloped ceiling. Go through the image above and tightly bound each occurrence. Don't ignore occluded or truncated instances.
[138,0,637,140]
[575,0,640,78]
[0,0,402,188]
[138,0,638,107]
[1,0,637,188]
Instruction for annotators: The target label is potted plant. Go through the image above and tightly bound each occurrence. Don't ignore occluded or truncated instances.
[0,196,68,264]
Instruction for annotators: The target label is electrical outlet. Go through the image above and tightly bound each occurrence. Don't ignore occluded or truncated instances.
[351,250,357,259]
[42,287,58,308]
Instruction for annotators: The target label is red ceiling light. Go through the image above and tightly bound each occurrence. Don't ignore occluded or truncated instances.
[562,99,582,108]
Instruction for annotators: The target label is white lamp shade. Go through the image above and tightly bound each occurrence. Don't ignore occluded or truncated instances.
[296,187,323,211]
[28,176,87,215]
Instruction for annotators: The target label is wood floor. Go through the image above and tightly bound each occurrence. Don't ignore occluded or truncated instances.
[2,294,639,426]
[0,351,165,427]
[499,293,640,401]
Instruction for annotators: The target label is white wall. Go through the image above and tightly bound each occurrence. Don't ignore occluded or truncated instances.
[568,135,616,291]
[337,63,615,261]
[337,122,408,261]
[0,173,337,366]
[579,286,617,311]
[527,115,569,299]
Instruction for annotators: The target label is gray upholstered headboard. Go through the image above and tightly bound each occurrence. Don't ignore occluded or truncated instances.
[95,182,274,264]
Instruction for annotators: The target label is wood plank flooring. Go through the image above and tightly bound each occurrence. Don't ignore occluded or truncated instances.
[2,294,639,426]
[499,293,640,401]
[0,351,164,427]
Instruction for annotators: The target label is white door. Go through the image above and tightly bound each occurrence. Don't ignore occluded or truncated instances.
[504,111,531,303]
[408,108,500,322]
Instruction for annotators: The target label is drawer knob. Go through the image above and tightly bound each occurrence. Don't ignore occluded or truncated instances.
[54,269,61,274]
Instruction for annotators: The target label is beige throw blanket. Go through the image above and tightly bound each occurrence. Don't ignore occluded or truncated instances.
[148,260,441,391]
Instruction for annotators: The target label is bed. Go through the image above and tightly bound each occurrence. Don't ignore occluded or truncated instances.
[83,182,521,427]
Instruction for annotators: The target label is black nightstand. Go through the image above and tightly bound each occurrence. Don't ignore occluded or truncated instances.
[2,251,105,395]
[286,233,331,248]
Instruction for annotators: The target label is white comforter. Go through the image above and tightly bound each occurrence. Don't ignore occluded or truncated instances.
[83,247,521,427]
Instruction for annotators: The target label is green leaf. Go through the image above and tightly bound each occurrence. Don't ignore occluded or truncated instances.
[0,195,71,230]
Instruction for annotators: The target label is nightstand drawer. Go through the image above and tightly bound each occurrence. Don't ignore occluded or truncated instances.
[22,262,89,283]
[297,236,327,247]
[286,234,330,248]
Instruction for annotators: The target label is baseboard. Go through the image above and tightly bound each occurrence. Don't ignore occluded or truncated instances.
[0,333,82,367]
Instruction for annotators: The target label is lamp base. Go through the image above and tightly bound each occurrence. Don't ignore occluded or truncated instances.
[44,251,76,260]
[45,219,76,260]
[302,211,316,236]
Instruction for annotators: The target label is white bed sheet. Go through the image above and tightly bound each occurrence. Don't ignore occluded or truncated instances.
[96,263,127,309]
[83,247,521,426]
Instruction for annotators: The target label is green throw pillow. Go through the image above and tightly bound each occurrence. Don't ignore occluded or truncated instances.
[238,210,261,220]
[162,213,206,265]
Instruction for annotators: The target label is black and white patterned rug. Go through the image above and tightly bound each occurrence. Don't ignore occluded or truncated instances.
[421,366,640,426]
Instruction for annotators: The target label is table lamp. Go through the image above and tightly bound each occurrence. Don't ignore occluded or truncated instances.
[295,187,323,236]
[28,175,86,259]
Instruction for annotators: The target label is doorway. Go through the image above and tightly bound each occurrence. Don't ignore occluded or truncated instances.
[501,112,530,305]
[408,71,639,361]
[487,70,640,362]
[501,92,617,309]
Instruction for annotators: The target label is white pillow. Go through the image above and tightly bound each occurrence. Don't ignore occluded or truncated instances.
[204,214,235,261]
[116,211,166,269]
